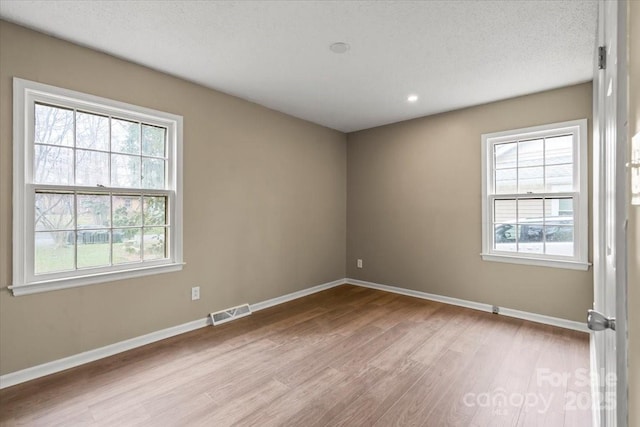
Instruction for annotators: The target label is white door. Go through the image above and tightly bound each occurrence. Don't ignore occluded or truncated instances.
[591,1,628,426]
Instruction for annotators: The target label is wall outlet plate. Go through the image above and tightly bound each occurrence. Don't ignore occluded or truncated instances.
[191,286,200,301]
[357,259,363,268]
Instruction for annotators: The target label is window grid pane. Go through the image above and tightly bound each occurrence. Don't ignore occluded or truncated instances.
[493,135,574,196]
[34,191,169,275]
[35,231,75,274]
[34,102,167,190]
[76,111,109,151]
[35,104,74,147]
[111,118,140,155]
[144,227,167,260]
[34,145,74,185]
[492,196,574,257]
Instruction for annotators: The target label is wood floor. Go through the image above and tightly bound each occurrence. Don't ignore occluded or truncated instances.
[0,285,591,426]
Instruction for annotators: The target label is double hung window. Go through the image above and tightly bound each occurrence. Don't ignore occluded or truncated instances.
[481,119,589,270]
[12,79,183,295]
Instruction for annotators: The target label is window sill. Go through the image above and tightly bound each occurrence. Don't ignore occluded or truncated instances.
[480,253,591,271]
[9,262,185,296]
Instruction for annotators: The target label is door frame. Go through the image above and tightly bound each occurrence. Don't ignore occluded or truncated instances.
[613,2,628,426]
[591,1,628,426]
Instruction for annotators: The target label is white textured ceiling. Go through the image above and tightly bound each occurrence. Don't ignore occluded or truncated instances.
[0,0,597,132]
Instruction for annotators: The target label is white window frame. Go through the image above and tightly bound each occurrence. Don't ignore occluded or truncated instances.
[11,78,184,296]
[481,119,590,271]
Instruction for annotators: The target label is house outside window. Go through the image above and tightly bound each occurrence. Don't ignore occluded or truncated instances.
[11,78,183,295]
[481,119,589,270]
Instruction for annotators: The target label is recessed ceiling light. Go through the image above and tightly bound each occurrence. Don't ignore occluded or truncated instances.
[329,42,350,54]
[407,94,419,103]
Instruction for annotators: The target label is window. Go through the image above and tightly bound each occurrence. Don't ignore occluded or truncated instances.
[481,119,589,270]
[12,78,183,295]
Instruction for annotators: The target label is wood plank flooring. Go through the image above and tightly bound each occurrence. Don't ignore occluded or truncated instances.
[0,285,592,426]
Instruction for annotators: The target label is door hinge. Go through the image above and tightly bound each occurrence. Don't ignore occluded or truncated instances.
[598,46,606,70]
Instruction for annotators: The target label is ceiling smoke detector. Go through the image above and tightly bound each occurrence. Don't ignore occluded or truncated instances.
[329,42,350,54]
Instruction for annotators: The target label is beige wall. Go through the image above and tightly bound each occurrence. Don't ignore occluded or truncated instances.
[627,1,639,424]
[0,21,347,375]
[347,83,593,322]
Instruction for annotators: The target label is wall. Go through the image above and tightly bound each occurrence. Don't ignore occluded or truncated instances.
[347,83,593,322]
[0,21,347,375]
[626,0,639,424]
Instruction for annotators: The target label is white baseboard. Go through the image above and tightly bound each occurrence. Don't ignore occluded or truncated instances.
[1,276,588,389]
[249,278,345,312]
[0,278,345,390]
[0,317,210,390]
[498,306,589,332]
[346,278,589,333]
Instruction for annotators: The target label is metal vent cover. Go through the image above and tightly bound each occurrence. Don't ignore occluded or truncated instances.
[210,304,252,326]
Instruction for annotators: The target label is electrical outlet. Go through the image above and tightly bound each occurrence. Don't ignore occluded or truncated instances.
[191,286,200,301]
[357,259,363,269]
